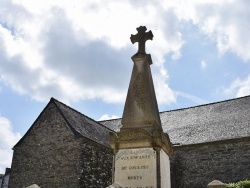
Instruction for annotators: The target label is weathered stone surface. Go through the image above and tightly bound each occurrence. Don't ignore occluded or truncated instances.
[9,103,79,188]
[161,95,250,146]
[101,95,250,146]
[53,98,111,146]
[78,140,113,188]
[102,95,250,187]
[121,54,161,129]
[110,128,172,156]
[170,138,250,188]
[9,102,113,188]
[0,168,10,188]
[207,180,227,188]
[110,26,172,188]
[160,150,171,188]
[112,26,172,157]
[130,26,153,55]
[122,26,161,130]
[114,148,157,187]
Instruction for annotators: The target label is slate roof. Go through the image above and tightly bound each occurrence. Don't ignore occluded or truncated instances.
[15,95,250,148]
[14,98,114,148]
[100,95,250,146]
[52,98,114,146]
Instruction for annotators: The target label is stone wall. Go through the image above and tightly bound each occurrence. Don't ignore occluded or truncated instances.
[0,168,10,188]
[170,137,250,188]
[9,103,81,188]
[78,140,113,188]
[9,103,113,188]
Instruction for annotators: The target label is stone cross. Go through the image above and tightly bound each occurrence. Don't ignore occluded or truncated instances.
[130,26,153,55]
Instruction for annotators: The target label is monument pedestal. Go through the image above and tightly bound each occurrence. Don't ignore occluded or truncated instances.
[114,148,157,187]
[112,147,171,188]
[110,128,172,188]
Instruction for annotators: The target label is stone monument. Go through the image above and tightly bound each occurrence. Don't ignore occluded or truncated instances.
[109,26,173,188]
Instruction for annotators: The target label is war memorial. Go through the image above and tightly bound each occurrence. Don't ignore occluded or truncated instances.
[108,26,172,188]
[7,27,250,188]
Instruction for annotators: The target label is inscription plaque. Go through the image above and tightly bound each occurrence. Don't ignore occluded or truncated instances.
[114,148,157,188]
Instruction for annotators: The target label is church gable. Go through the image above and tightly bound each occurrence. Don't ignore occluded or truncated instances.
[13,98,79,149]
[9,100,82,187]
[14,98,113,149]
[9,98,114,188]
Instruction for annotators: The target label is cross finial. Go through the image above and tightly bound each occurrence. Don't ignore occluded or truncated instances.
[130,26,153,55]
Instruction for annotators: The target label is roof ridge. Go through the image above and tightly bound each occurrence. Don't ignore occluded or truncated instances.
[51,98,82,138]
[160,95,250,114]
[98,95,250,123]
[99,117,122,122]
[52,98,115,132]
[13,99,57,148]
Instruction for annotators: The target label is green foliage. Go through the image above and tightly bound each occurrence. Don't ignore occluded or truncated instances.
[237,180,250,188]
[227,183,237,188]
[227,180,250,188]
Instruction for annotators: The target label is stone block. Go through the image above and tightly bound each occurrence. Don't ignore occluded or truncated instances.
[207,180,227,188]
[26,184,40,188]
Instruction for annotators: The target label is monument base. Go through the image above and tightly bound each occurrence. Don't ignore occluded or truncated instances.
[160,149,171,188]
[111,148,171,188]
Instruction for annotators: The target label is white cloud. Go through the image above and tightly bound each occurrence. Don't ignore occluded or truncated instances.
[0,0,182,106]
[175,90,209,105]
[200,60,207,70]
[223,75,250,98]
[0,116,21,174]
[1,0,249,107]
[98,114,119,121]
[165,0,250,62]
[154,70,177,104]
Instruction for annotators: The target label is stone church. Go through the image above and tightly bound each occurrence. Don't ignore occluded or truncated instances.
[8,27,250,188]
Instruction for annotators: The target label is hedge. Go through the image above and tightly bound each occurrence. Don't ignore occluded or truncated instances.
[227,180,250,188]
